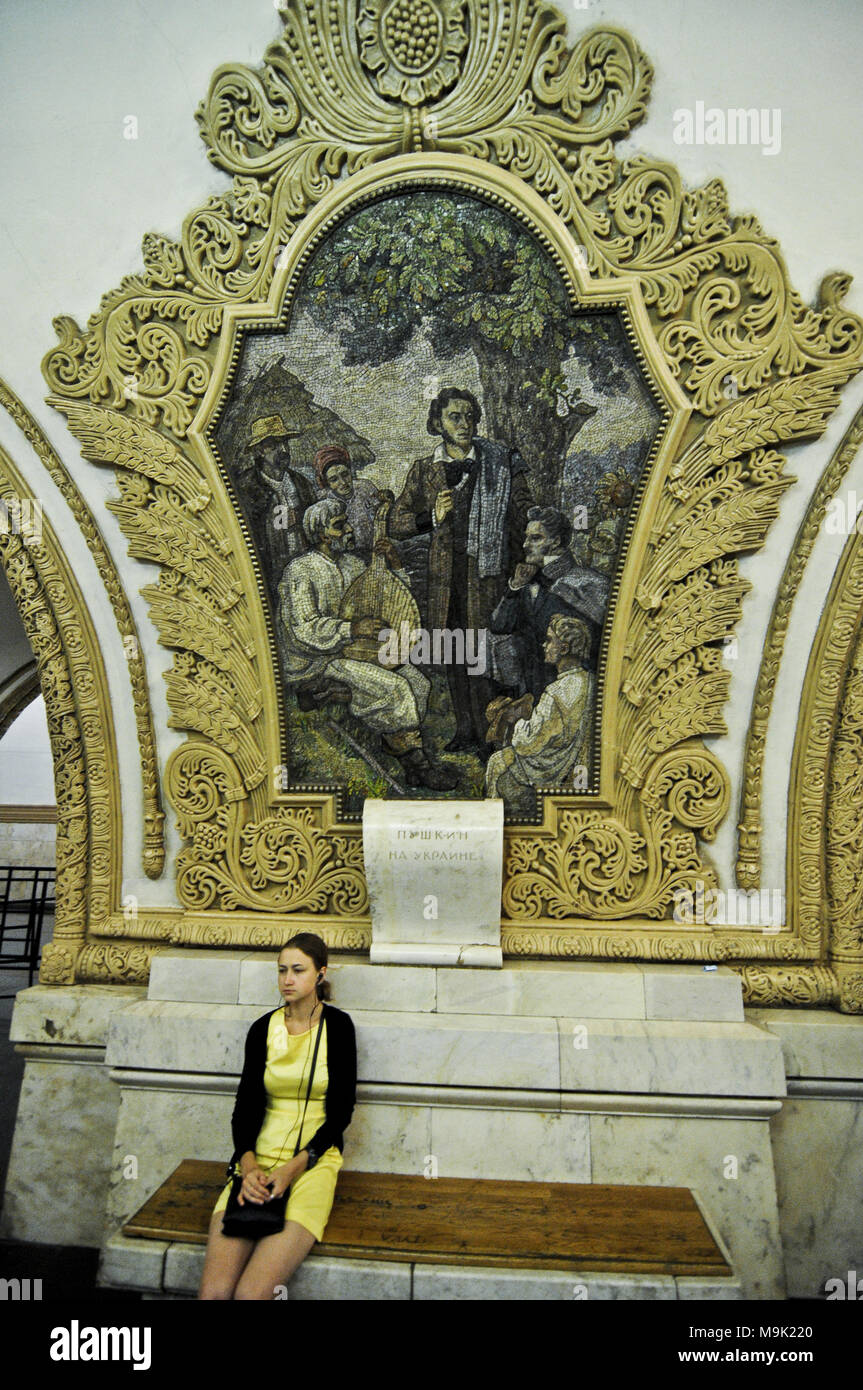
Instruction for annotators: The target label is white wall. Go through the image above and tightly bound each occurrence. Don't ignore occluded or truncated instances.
[0,698,54,805]
[0,0,861,905]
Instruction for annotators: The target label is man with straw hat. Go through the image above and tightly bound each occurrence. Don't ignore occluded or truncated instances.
[243,414,315,596]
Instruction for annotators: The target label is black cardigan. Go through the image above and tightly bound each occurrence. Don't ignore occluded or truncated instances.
[230,1003,357,1171]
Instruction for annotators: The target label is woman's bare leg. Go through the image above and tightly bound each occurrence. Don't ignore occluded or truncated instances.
[198,1209,256,1299]
[233,1220,317,1300]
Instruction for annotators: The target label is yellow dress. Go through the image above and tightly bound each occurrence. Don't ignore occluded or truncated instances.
[214,1010,343,1242]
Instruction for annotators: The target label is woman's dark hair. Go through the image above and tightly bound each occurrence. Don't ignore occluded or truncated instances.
[280,932,332,1001]
[426,388,482,436]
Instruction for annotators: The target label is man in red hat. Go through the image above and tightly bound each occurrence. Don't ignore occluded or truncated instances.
[315,446,391,561]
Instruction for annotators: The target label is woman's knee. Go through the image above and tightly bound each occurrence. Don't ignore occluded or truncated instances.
[233,1277,280,1301]
[198,1277,236,1301]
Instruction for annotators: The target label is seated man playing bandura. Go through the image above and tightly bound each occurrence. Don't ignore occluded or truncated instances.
[485,615,594,804]
[279,498,455,791]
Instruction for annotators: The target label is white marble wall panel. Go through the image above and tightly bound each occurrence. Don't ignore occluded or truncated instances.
[1,1057,122,1245]
[429,1107,590,1184]
[106,1087,233,1229]
[768,1096,863,1298]
[0,823,56,867]
[148,951,245,1004]
[363,797,503,962]
[324,960,438,1013]
[355,1010,560,1090]
[216,953,441,1013]
[642,966,743,1023]
[589,1113,784,1300]
[105,1002,562,1091]
[747,1010,863,1080]
[558,1019,786,1097]
[104,1001,268,1073]
[437,962,645,1019]
[343,1100,433,1176]
[143,953,753,1027]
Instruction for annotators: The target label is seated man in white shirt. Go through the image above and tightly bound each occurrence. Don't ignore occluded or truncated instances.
[279,497,457,791]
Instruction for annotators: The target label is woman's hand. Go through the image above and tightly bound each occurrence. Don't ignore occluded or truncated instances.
[267,1153,308,1199]
[238,1163,274,1207]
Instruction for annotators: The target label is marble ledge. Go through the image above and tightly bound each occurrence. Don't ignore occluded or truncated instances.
[104,1002,785,1098]
[99,1235,167,1293]
[149,950,744,1023]
[106,1003,562,1092]
[10,983,147,1048]
[105,1073,783,1122]
[101,1236,743,1300]
[558,1018,786,1098]
[746,1008,863,1081]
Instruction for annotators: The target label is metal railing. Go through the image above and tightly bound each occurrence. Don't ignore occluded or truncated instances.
[0,865,56,996]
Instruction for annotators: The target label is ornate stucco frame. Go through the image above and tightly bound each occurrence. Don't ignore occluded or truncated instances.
[8,0,860,997]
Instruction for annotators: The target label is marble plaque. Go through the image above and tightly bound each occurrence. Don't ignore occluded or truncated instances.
[363,800,503,967]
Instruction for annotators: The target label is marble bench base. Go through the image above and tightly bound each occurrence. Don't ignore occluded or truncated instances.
[100,1233,743,1301]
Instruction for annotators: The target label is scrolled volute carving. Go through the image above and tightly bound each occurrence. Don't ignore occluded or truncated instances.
[167,741,368,916]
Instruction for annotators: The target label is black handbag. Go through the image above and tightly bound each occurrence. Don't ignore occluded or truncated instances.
[222,1006,325,1238]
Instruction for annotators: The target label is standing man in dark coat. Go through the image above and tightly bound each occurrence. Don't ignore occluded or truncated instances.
[391,388,532,753]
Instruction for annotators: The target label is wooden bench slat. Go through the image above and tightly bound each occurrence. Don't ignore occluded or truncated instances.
[122,1161,730,1277]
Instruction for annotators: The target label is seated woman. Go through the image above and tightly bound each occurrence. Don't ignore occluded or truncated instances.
[199,932,356,1300]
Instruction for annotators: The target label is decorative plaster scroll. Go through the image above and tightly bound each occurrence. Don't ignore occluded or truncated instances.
[75,941,154,986]
[738,404,863,891]
[789,508,863,1010]
[0,377,165,878]
[825,591,863,1014]
[43,7,860,429]
[39,0,863,977]
[735,964,837,1010]
[0,448,120,984]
